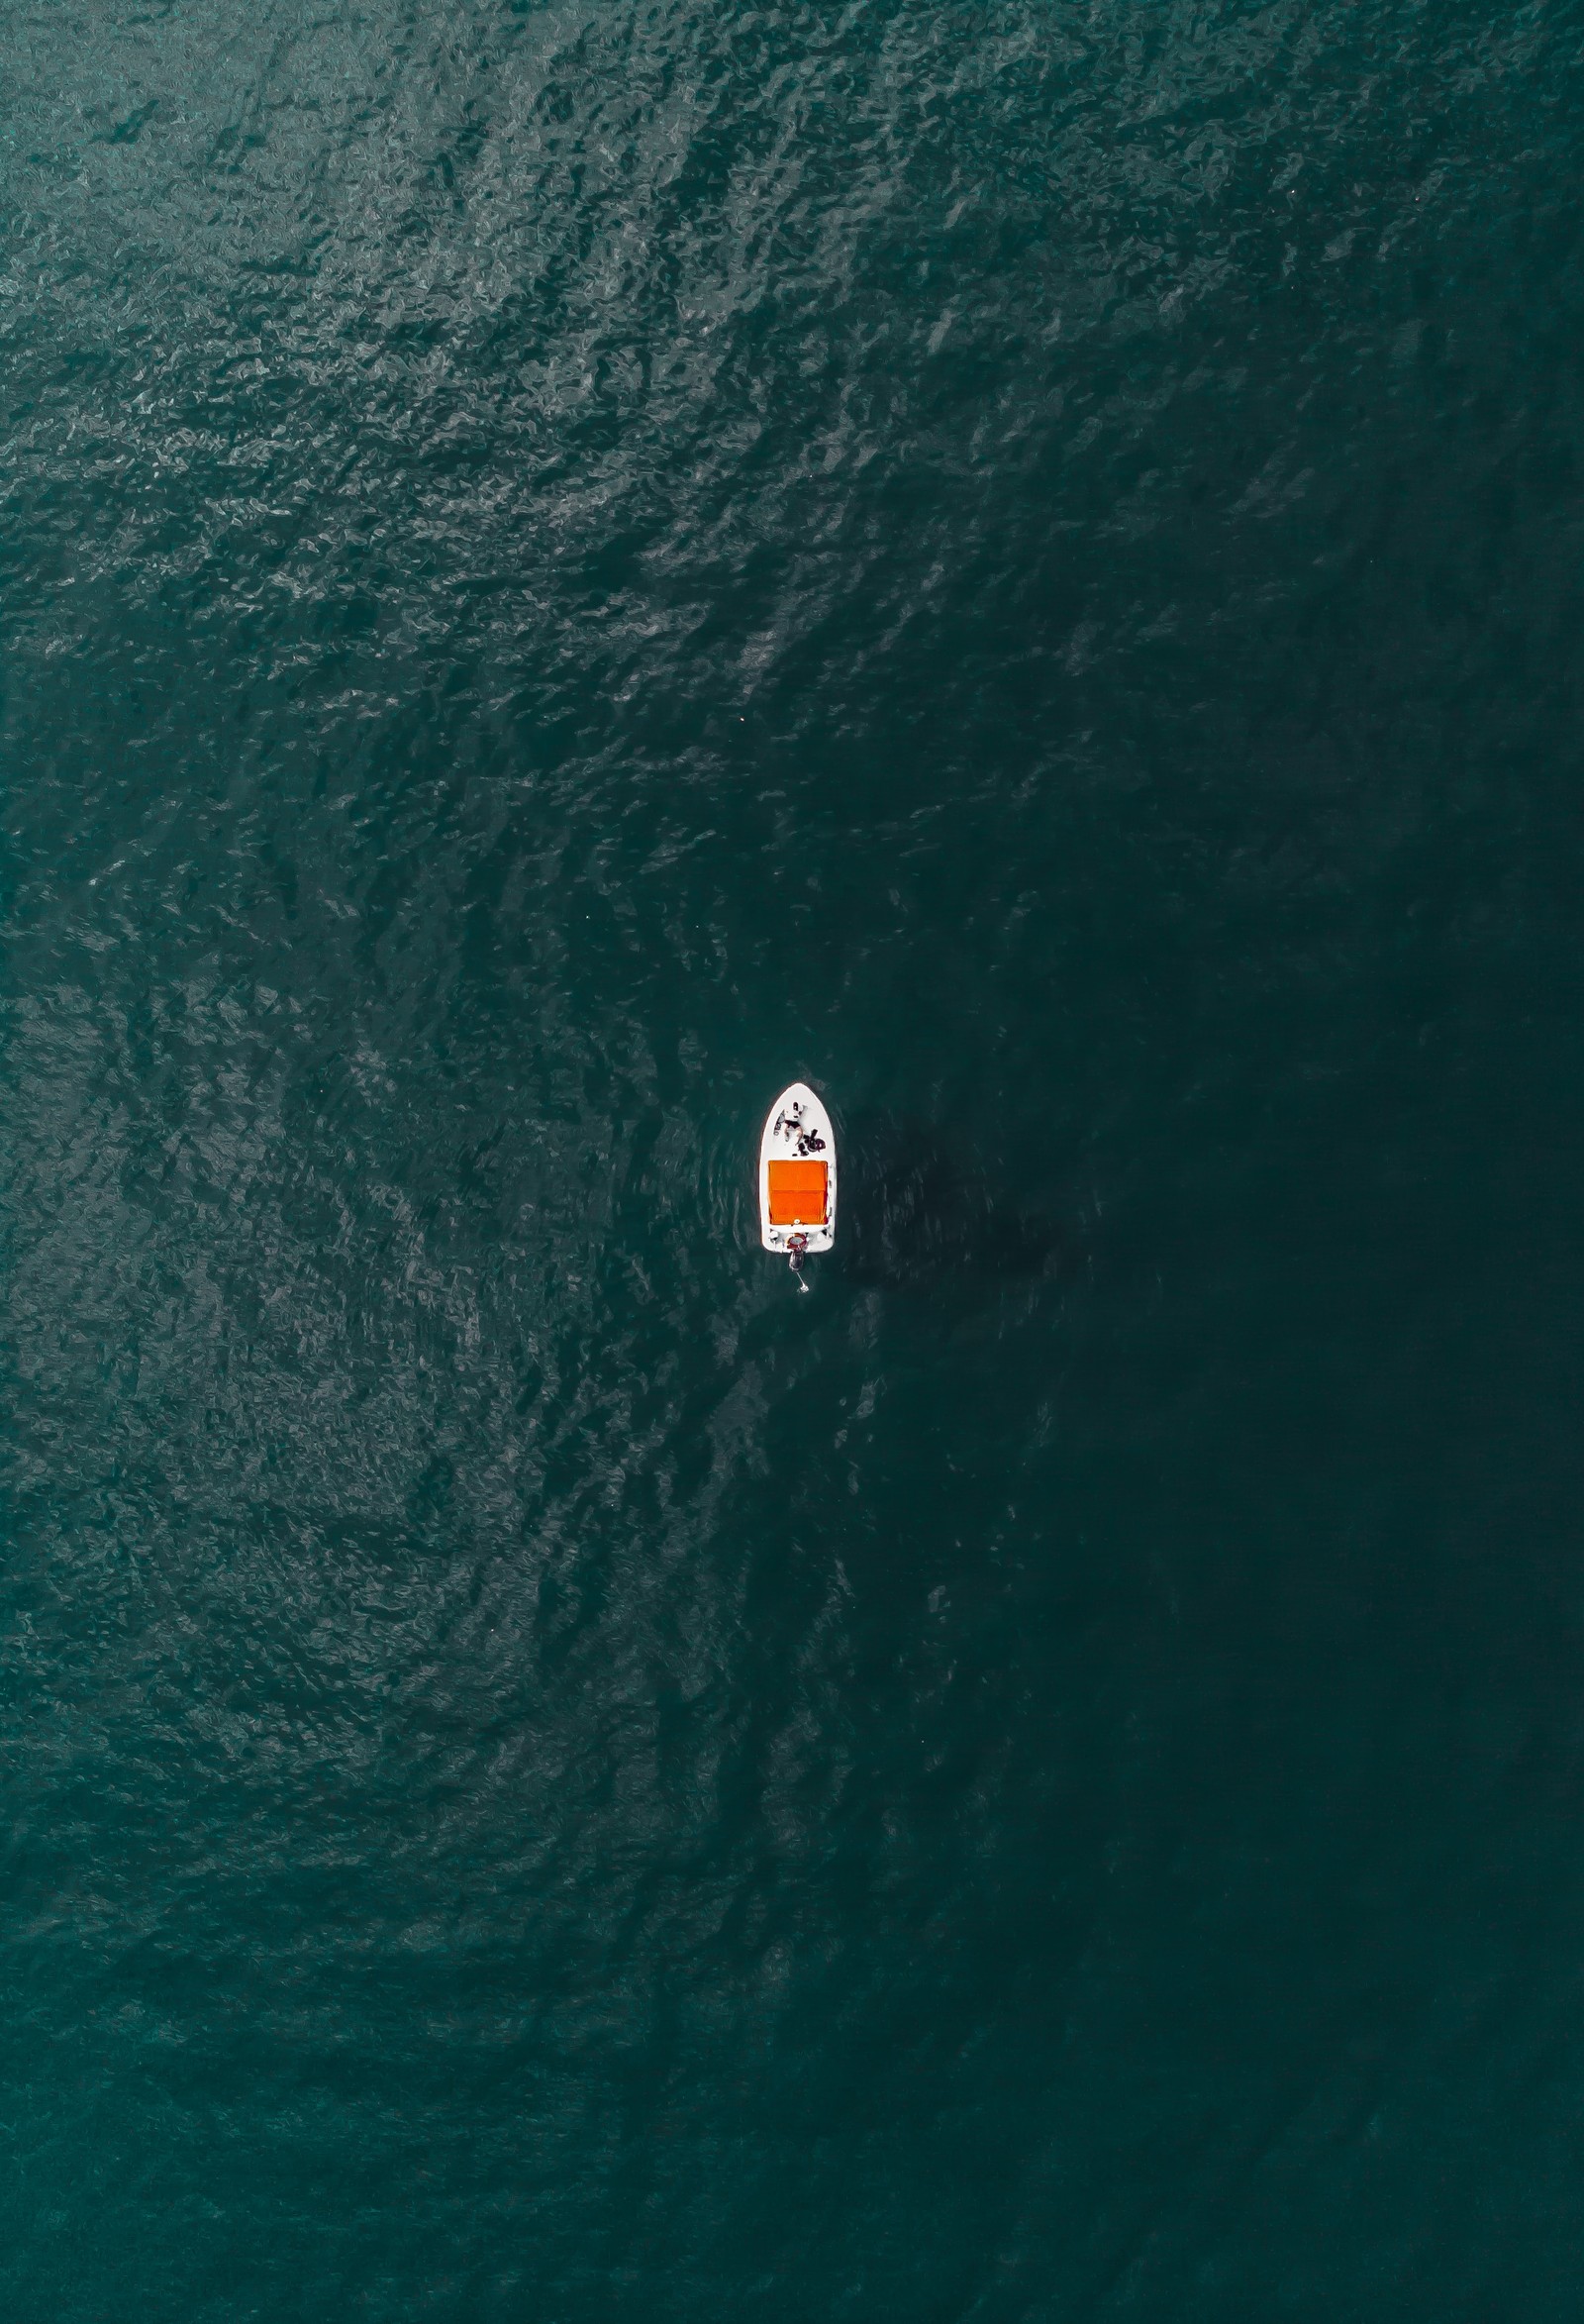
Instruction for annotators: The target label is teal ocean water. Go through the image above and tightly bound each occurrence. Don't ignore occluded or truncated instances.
[7,1,1584,2314]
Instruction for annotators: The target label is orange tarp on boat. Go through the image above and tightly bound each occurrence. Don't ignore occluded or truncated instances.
[767,1158,828,1225]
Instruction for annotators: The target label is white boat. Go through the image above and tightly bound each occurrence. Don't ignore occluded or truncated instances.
[758,1083,837,1281]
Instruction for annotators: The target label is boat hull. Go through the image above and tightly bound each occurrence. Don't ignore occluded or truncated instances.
[758,1083,837,1255]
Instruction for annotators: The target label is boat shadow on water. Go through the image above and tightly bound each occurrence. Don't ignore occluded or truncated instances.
[834,1111,1082,1297]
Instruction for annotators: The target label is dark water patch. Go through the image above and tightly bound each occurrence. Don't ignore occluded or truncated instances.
[836,1110,1078,1294]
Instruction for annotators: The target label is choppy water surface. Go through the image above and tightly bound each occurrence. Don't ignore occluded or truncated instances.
[7,1,1584,2314]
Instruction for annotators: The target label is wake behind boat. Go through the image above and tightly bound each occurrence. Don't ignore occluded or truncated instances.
[759,1083,837,1285]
